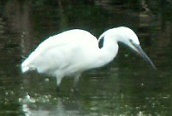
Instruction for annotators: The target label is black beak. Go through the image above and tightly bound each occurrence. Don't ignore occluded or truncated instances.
[133,44,156,70]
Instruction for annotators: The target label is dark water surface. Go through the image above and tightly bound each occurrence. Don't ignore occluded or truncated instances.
[0,1,172,116]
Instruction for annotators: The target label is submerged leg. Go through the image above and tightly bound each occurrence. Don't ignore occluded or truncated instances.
[71,74,81,93]
[73,74,81,87]
[55,73,64,94]
[56,86,61,94]
[56,76,63,87]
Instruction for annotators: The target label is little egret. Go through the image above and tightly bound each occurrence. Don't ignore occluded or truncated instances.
[21,27,156,88]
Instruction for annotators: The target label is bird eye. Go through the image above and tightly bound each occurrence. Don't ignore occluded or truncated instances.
[129,39,133,44]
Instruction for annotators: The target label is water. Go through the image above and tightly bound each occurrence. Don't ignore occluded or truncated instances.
[0,1,171,116]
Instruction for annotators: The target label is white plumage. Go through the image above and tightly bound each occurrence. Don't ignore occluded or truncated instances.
[21,27,156,87]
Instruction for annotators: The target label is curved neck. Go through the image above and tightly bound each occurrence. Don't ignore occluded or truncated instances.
[93,38,119,68]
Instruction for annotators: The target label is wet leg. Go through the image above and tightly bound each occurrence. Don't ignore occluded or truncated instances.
[55,73,63,95]
[71,74,81,93]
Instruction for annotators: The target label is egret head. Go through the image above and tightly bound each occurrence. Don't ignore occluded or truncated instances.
[119,27,156,69]
[100,26,156,69]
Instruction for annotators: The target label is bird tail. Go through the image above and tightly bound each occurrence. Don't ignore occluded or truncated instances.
[21,55,36,73]
[21,64,30,73]
[21,59,31,73]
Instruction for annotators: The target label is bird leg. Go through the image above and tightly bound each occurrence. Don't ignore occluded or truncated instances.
[56,74,63,94]
[56,82,63,96]
[71,74,81,93]
[56,85,61,93]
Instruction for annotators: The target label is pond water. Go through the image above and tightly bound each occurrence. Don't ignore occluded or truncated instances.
[0,1,171,116]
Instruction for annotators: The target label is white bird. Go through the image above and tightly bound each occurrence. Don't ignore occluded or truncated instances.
[21,26,156,88]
